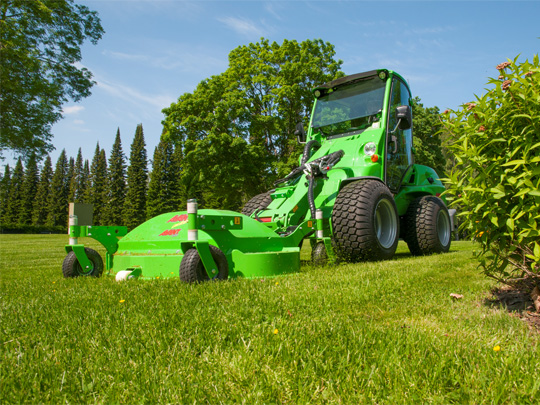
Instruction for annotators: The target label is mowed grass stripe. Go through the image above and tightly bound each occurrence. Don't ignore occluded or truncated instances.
[1,235,538,403]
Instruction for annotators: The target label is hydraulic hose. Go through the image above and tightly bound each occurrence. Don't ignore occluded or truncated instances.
[308,174,316,220]
[301,140,321,166]
[274,150,345,186]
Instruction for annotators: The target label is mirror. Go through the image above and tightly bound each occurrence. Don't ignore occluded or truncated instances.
[295,121,306,143]
[396,105,412,130]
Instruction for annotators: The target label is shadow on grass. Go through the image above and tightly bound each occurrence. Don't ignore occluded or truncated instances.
[484,286,540,332]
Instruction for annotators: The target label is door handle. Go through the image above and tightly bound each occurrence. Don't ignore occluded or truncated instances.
[391,135,397,154]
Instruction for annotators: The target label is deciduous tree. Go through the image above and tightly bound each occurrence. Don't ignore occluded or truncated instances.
[0,0,104,159]
[162,38,343,209]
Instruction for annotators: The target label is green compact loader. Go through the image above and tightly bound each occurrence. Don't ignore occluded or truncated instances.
[63,69,453,282]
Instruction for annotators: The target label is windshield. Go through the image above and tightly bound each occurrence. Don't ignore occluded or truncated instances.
[311,76,386,136]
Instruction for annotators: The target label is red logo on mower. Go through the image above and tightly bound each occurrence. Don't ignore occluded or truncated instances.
[168,214,188,223]
[159,229,180,237]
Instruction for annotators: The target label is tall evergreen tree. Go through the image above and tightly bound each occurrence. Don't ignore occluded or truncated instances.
[81,159,90,203]
[103,129,127,226]
[0,165,12,224]
[33,155,53,226]
[47,150,69,227]
[87,144,108,225]
[19,153,39,225]
[4,158,24,226]
[146,138,180,219]
[70,148,85,202]
[172,140,186,208]
[124,124,148,229]
[66,156,76,203]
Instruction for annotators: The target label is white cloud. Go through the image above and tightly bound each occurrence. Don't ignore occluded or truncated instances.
[103,50,149,62]
[218,16,268,37]
[73,119,85,125]
[63,105,84,115]
[96,78,175,110]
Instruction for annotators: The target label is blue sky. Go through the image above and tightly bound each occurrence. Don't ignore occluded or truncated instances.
[3,0,540,170]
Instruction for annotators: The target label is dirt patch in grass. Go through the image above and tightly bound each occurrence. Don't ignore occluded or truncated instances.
[485,286,540,333]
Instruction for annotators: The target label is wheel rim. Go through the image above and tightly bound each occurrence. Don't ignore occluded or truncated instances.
[437,209,451,247]
[374,198,398,249]
[75,261,93,276]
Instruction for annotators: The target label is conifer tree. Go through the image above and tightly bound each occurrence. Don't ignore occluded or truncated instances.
[103,129,126,226]
[4,158,24,226]
[146,138,180,219]
[172,141,186,208]
[81,159,90,203]
[47,150,69,227]
[66,156,76,203]
[70,148,85,202]
[124,124,148,229]
[33,155,53,226]
[87,144,108,225]
[0,164,11,224]
[19,153,39,225]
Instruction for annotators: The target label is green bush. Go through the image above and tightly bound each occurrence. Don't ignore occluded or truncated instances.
[443,55,540,291]
[0,223,66,234]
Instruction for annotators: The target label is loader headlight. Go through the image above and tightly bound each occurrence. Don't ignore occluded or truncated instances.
[364,142,377,156]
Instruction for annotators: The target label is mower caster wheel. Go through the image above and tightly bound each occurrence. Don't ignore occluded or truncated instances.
[62,248,103,278]
[180,245,229,283]
[311,243,328,266]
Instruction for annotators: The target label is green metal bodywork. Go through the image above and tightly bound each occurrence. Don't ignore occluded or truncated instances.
[69,211,315,279]
[65,69,446,280]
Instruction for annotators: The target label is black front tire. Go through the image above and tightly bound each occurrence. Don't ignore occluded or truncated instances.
[405,196,451,255]
[332,180,399,262]
[179,245,229,283]
[241,191,273,216]
[62,248,104,278]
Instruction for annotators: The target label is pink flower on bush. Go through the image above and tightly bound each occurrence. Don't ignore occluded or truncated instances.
[502,80,512,91]
[496,62,511,70]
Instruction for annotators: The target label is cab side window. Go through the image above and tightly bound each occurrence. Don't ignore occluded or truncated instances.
[386,78,412,192]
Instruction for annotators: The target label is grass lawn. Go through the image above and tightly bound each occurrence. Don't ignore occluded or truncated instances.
[1,234,539,403]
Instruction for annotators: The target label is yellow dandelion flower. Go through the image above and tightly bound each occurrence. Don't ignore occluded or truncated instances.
[119,299,125,303]
[493,345,501,351]
[273,329,279,335]
[275,281,279,286]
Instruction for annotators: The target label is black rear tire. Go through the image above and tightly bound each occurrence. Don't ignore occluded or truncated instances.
[62,248,104,278]
[241,191,273,216]
[405,196,451,255]
[180,245,229,283]
[332,180,399,262]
